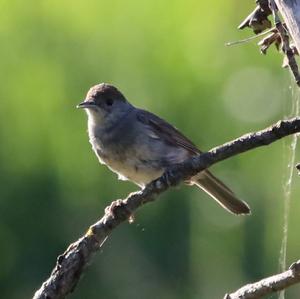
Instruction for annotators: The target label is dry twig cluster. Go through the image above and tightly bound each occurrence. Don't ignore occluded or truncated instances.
[238,0,300,86]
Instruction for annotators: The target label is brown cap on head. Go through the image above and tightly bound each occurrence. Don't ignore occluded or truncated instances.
[77,83,128,109]
[86,83,127,102]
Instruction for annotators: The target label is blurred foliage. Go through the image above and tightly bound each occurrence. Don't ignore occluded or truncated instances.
[0,0,300,298]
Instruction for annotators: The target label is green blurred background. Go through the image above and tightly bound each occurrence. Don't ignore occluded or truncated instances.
[1,0,300,298]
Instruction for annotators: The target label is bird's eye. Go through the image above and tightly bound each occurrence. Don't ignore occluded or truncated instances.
[105,98,113,106]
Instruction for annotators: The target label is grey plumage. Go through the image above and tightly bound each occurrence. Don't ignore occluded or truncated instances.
[77,83,250,215]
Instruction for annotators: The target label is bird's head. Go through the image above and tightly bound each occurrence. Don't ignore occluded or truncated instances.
[77,83,131,124]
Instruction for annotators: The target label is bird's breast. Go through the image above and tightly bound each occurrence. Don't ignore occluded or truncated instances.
[88,133,163,187]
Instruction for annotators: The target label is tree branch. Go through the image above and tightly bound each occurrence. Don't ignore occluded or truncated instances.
[224,260,300,299]
[33,117,300,299]
[274,0,300,54]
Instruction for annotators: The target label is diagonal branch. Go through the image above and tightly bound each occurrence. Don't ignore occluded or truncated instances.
[224,260,300,299]
[33,117,300,299]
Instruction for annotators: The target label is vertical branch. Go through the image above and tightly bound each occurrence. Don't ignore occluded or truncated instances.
[270,0,300,85]
[274,0,300,53]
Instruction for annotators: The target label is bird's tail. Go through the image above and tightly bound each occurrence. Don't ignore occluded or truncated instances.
[191,171,250,215]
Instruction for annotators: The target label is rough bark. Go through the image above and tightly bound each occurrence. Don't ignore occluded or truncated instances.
[274,0,300,53]
[33,117,300,299]
[224,260,300,299]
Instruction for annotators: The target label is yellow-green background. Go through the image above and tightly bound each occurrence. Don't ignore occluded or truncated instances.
[1,1,299,298]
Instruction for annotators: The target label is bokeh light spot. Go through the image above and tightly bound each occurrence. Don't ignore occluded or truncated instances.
[222,67,282,123]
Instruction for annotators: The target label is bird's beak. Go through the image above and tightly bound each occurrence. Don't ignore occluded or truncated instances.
[76,100,96,109]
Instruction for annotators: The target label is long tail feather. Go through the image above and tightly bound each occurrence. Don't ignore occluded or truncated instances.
[191,171,250,215]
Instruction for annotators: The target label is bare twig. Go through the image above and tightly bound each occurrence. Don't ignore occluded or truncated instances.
[238,0,272,34]
[224,260,300,299]
[257,29,281,54]
[33,117,300,299]
[226,27,275,47]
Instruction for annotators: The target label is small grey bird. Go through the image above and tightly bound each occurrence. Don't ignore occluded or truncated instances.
[77,83,250,215]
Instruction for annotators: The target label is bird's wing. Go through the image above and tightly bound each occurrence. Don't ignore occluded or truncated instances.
[136,109,201,156]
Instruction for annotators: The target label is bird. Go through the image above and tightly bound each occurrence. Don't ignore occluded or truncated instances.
[77,83,250,215]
